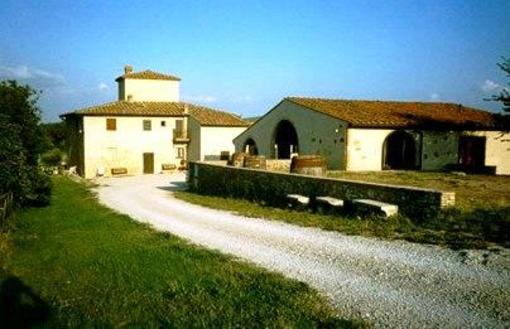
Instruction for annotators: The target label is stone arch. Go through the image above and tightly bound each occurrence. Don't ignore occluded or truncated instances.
[243,138,259,155]
[382,131,417,170]
[273,120,299,159]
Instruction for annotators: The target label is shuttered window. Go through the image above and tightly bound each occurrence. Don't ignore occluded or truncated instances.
[143,120,152,131]
[106,118,116,131]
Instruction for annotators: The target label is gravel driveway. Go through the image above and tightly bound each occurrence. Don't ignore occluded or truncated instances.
[95,173,510,328]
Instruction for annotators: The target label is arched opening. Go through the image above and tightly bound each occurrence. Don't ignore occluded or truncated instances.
[273,120,298,159]
[243,138,258,155]
[383,131,416,170]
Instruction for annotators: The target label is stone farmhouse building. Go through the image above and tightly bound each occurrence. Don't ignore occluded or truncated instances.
[62,66,249,178]
[234,97,510,175]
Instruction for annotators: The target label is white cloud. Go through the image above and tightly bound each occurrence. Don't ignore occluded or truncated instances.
[98,82,109,92]
[480,79,500,92]
[183,95,218,103]
[0,64,65,86]
[430,93,440,100]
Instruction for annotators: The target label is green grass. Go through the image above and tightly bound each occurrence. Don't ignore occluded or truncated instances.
[327,171,510,211]
[0,177,362,328]
[175,177,510,250]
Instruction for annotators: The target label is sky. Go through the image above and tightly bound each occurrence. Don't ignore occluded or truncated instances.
[0,0,509,122]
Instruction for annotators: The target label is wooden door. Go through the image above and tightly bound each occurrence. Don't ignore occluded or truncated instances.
[459,136,485,168]
[143,153,154,174]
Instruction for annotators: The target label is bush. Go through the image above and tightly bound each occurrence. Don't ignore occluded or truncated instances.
[41,148,63,166]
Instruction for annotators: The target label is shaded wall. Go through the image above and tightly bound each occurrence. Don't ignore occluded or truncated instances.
[188,162,455,219]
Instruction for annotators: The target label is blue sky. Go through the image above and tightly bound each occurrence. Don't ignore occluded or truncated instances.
[0,0,509,122]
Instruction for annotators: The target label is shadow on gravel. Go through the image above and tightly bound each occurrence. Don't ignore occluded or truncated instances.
[157,181,188,192]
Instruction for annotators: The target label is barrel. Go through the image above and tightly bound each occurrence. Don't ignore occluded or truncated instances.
[290,155,327,176]
[229,152,246,167]
[243,155,267,170]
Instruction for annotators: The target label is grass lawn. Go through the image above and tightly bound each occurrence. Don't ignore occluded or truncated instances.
[327,171,510,211]
[175,172,509,250]
[0,177,360,328]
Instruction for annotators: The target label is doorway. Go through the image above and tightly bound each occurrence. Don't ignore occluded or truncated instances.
[383,131,416,170]
[143,153,154,174]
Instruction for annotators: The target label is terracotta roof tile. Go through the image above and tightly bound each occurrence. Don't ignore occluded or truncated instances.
[286,97,497,129]
[115,70,181,82]
[61,101,249,127]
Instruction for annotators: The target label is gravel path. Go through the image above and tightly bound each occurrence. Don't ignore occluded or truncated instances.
[95,173,510,328]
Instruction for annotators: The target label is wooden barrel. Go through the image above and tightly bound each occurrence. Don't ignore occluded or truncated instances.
[243,155,267,170]
[229,152,246,167]
[290,155,327,176]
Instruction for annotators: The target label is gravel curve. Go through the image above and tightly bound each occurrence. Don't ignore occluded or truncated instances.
[94,173,510,328]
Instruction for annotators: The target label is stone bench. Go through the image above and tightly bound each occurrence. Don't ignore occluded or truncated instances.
[315,196,344,214]
[161,163,177,171]
[286,194,310,209]
[352,199,398,218]
[111,167,128,175]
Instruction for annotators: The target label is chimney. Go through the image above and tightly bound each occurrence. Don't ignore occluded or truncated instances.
[124,65,133,75]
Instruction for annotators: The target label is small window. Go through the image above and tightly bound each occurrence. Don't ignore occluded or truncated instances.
[176,147,185,159]
[161,120,166,127]
[143,120,152,131]
[106,118,116,131]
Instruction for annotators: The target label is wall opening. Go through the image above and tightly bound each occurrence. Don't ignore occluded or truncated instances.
[273,120,298,159]
[383,131,417,170]
[243,138,259,155]
[458,136,486,168]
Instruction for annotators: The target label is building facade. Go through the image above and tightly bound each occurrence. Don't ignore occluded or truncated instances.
[234,97,510,175]
[62,66,248,178]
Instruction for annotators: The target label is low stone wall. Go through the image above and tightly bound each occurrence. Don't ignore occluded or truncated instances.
[188,162,455,219]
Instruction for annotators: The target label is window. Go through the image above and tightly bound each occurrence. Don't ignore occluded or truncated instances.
[106,118,116,131]
[161,120,166,127]
[143,120,152,131]
[177,147,185,159]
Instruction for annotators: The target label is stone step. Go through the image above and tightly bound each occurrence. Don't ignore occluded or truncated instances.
[352,199,398,218]
[286,194,310,208]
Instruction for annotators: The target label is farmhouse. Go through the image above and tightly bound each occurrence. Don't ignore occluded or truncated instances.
[61,66,249,178]
[234,97,510,175]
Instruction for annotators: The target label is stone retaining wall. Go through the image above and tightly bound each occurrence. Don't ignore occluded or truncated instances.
[188,162,455,219]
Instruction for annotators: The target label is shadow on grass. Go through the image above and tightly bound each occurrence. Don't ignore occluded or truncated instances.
[0,269,51,328]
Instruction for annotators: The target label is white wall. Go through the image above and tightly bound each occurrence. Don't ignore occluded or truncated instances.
[118,79,180,102]
[346,128,393,171]
[465,131,510,175]
[82,116,181,178]
[200,126,246,160]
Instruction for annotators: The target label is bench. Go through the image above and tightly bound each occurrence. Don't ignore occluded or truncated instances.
[352,199,398,218]
[315,196,344,214]
[161,163,177,171]
[111,167,128,175]
[286,194,310,209]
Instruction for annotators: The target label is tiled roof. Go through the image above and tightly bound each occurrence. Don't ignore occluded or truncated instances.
[61,101,249,127]
[286,97,497,129]
[115,70,181,82]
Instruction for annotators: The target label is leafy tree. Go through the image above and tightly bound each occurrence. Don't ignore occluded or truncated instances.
[0,80,51,206]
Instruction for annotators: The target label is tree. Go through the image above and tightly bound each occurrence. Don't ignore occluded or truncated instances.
[0,80,51,206]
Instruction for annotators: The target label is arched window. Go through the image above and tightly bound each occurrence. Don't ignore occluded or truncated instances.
[382,131,417,170]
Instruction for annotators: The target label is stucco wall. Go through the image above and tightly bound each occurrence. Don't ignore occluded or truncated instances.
[200,126,246,160]
[118,79,180,102]
[421,131,459,171]
[234,100,347,169]
[187,117,201,162]
[346,129,393,171]
[465,131,510,175]
[82,116,181,178]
